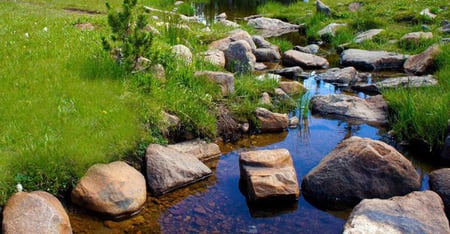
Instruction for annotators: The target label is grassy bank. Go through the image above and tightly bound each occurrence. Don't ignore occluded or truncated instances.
[258,0,450,148]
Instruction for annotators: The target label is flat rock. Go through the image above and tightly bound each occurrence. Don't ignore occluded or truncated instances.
[145,144,212,196]
[268,66,304,80]
[253,48,281,62]
[224,40,256,74]
[302,136,421,210]
[316,67,359,86]
[283,50,329,69]
[194,71,235,96]
[401,31,433,42]
[341,49,409,71]
[343,191,450,234]
[279,81,306,95]
[71,161,146,219]
[2,191,72,234]
[255,107,288,133]
[429,168,450,219]
[239,149,300,202]
[404,44,440,75]
[294,44,320,54]
[247,17,302,37]
[167,139,221,161]
[354,29,384,43]
[311,94,388,125]
[376,75,438,89]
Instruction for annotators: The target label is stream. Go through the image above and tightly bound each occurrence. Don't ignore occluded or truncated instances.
[69,1,439,233]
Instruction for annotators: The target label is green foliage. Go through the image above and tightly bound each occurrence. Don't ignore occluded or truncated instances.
[176,3,195,16]
[268,37,293,53]
[102,0,154,71]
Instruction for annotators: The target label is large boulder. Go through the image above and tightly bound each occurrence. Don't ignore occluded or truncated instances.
[283,50,329,69]
[429,168,450,219]
[224,40,256,74]
[239,149,300,202]
[167,139,221,162]
[404,44,440,75]
[354,29,384,43]
[268,66,304,80]
[255,107,289,133]
[316,67,359,86]
[341,49,408,71]
[194,71,235,96]
[253,48,281,62]
[302,136,421,209]
[71,161,146,219]
[343,191,450,234]
[172,44,192,64]
[2,191,72,234]
[310,94,388,125]
[247,17,302,37]
[145,144,212,196]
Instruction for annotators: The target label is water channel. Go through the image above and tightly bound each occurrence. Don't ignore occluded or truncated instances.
[69,1,440,233]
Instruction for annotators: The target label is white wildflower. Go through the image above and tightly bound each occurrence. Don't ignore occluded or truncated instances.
[43,27,48,32]
[24,32,29,38]
[16,183,23,192]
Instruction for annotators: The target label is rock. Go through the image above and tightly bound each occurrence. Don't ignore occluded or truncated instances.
[172,44,192,64]
[260,92,272,105]
[255,62,268,71]
[174,1,184,6]
[318,23,346,37]
[343,191,450,234]
[316,0,332,16]
[239,149,300,201]
[252,35,273,48]
[218,19,240,28]
[268,66,304,80]
[144,24,160,35]
[351,83,380,94]
[134,57,151,72]
[404,44,440,75]
[194,71,235,96]
[354,29,384,43]
[440,20,450,34]
[274,88,290,100]
[162,111,180,128]
[247,17,302,37]
[283,50,329,69]
[145,144,212,195]
[348,2,362,12]
[150,63,166,82]
[311,94,388,125]
[216,12,227,21]
[420,8,437,19]
[302,136,421,210]
[2,191,72,234]
[279,81,306,95]
[253,48,281,62]
[209,29,256,51]
[71,161,146,219]
[255,107,289,132]
[294,44,319,54]
[203,50,226,67]
[167,139,221,161]
[316,67,359,86]
[224,40,256,74]
[217,105,242,142]
[376,75,438,89]
[401,31,433,42]
[341,49,409,71]
[289,116,299,129]
[429,168,450,219]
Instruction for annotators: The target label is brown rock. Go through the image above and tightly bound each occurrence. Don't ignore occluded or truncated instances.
[2,191,72,234]
[255,107,289,132]
[429,168,450,219]
[283,50,329,69]
[167,139,221,161]
[194,71,234,96]
[145,144,212,196]
[71,161,146,219]
[302,136,421,209]
[260,92,272,105]
[404,44,440,75]
[203,50,226,68]
[279,81,306,95]
[344,191,450,234]
[239,149,300,202]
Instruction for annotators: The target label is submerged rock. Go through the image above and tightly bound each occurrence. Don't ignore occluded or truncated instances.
[302,136,421,210]
[255,107,289,133]
[247,17,302,37]
[194,71,235,96]
[404,44,440,75]
[283,50,329,69]
[2,191,72,234]
[429,168,450,219]
[310,94,388,125]
[167,139,221,162]
[239,149,300,202]
[343,191,449,234]
[145,144,212,196]
[71,161,146,219]
[341,49,408,71]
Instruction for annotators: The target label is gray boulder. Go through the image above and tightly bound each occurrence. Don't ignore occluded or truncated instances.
[255,107,289,133]
[167,139,221,162]
[404,44,440,75]
[352,75,438,93]
[316,0,332,16]
[145,144,212,196]
[302,136,421,210]
[316,67,359,86]
[294,44,320,54]
[311,94,388,125]
[344,191,450,234]
[268,66,304,80]
[247,17,302,37]
[283,50,329,69]
[318,23,346,37]
[209,29,256,51]
[2,191,72,234]
[429,168,450,219]
[252,35,274,48]
[224,40,256,74]
[239,149,300,202]
[194,71,235,96]
[172,44,192,64]
[341,49,409,71]
[253,48,281,62]
[354,29,384,43]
